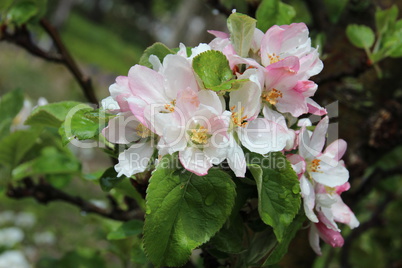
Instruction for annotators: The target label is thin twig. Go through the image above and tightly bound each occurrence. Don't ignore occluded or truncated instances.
[39,19,98,105]
[7,178,143,222]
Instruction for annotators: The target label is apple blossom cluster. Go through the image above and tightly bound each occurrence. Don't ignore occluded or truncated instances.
[101,22,358,253]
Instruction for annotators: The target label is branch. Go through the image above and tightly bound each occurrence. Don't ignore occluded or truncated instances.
[7,178,144,222]
[0,21,98,105]
[304,0,331,32]
[39,19,98,105]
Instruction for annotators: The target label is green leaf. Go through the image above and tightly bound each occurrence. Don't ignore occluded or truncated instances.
[227,12,256,57]
[11,147,80,180]
[192,50,233,90]
[346,24,375,49]
[0,89,24,139]
[382,20,402,58]
[262,211,306,266]
[209,213,244,254]
[209,78,249,92]
[25,101,84,128]
[375,5,398,36]
[61,106,105,143]
[256,0,296,32]
[6,1,39,25]
[143,155,236,267]
[107,220,143,240]
[139,42,175,68]
[248,152,301,242]
[99,167,125,192]
[0,0,14,11]
[0,128,42,169]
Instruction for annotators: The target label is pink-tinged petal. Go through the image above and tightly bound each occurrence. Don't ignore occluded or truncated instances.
[307,98,327,116]
[261,23,310,66]
[128,65,166,103]
[310,116,329,153]
[323,139,347,161]
[115,141,154,177]
[331,195,359,229]
[238,118,289,154]
[287,154,306,177]
[264,56,300,93]
[315,221,344,248]
[127,97,148,127]
[226,135,246,177]
[102,114,141,144]
[300,176,319,223]
[162,54,199,99]
[207,30,229,39]
[299,48,323,78]
[335,182,350,195]
[175,87,200,120]
[311,157,349,187]
[309,224,322,255]
[179,147,212,176]
[275,88,308,117]
[293,80,317,97]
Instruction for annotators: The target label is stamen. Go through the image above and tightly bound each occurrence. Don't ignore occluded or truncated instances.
[231,106,248,127]
[309,159,321,173]
[190,125,210,145]
[136,123,151,138]
[268,53,281,64]
[262,88,283,105]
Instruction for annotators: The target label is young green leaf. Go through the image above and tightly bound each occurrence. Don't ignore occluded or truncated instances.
[227,12,256,57]
[323,0,349,24]
[375,5,398,36]
[12,147,80,180]
[0,89,24,139]
[6,1,39,25]
[0,128,42,169]
[25,101,84,128]
[139,42,175,68]
[143,155,236,267]
[256,0,296,32]
[107,220,143,240]
[346,24,375,49]
[99,167,125,192]
[192,50,233,90]
[248,152,301,242]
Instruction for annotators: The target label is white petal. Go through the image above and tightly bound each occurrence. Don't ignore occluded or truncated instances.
[179,147,212,176]
[226,135,246,177]
[309,224,322,255]
[115,141,154,177]
[300,176,318,222]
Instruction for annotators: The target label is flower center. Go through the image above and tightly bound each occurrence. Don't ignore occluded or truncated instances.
[308,159,321,173]
[231,106,248,127]
[268,53,281,64]
[136,123,151,138]
[189,125,210,145]
[261,88,283,105]
[164,99,176,113]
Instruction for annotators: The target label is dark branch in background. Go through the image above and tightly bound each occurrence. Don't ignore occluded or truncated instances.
[204,0,232,17]
[340,195,393,268]
[7,178,144,222]
[0,20,98,105]
[304,0,331,32]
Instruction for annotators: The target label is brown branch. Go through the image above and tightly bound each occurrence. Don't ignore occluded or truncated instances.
[7,178,144,222]
[39,19,98,105]
[0,21,98,105]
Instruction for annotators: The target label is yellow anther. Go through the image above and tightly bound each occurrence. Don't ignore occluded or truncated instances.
[231,106,248,127]
[164,99,176,113]
[262,88,283,105]
[268,53,281,64]
[136,123,151,138]
[309,159,321,173]
[190,125,209,145]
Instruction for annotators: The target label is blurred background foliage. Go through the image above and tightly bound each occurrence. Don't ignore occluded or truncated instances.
[0,0,402,267]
